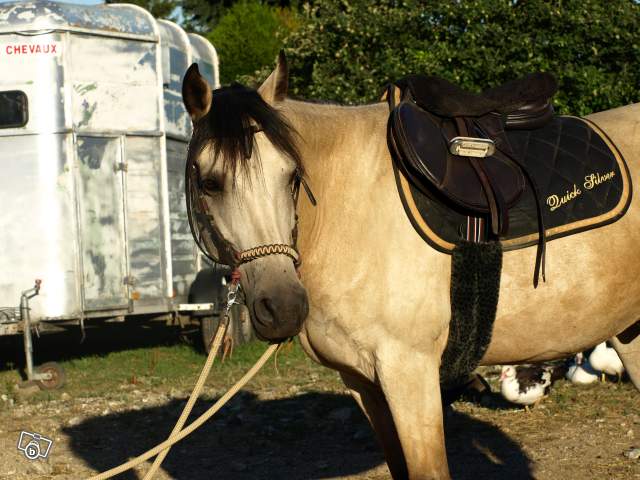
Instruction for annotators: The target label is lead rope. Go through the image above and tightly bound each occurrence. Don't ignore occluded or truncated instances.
[88,270,279,480]
[142,277,239,480]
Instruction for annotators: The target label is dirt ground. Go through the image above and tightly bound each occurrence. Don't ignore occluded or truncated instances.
[0,324,639,479]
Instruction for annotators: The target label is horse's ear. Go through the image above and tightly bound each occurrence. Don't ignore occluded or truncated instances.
[182,63,212,122]
[258,50,289,104]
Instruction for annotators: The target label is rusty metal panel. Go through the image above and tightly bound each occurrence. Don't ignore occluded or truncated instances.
[68,35,160,133]
[0,1,157,41]
[0,134,81,320]
[123,136,166,303]
[166,138,197,297]
[76,136,129,310]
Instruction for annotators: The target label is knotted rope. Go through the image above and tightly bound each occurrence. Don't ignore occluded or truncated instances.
[237,243,300,265]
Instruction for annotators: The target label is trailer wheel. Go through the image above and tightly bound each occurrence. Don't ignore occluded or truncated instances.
[200,304,254,353]
[200,314,221,354]
[35,362,66,390]
[232,304,254,344]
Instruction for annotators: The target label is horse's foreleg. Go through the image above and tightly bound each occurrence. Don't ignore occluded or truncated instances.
[375,349,451,480]
[340,371,408,479]
[611,320,640,392]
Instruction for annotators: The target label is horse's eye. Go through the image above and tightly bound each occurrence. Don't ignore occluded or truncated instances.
[202,177,222,193]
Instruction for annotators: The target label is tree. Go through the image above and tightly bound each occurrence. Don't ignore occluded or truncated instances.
[278,0,640,115]
[105,0,178,20]
[180,0,234,33]
[208,1,300,84]
[181,0,298,33]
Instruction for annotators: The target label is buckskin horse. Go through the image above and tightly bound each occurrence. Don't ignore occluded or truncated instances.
[181,53,640,479]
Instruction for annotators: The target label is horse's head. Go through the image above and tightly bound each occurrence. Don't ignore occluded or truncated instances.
[181,53,309,342]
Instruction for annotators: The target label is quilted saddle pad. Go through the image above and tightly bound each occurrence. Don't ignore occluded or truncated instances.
[393,116,632,253]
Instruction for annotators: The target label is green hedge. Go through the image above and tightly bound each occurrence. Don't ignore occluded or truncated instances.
[274,0,640,115]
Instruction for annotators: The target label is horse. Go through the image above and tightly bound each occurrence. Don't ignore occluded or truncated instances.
[181,53,640,479]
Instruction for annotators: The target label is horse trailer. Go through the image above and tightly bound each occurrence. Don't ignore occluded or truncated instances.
[0,1,249,389]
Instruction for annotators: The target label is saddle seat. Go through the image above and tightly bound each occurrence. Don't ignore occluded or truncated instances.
[386,72,559,286]
[396,72,557,129]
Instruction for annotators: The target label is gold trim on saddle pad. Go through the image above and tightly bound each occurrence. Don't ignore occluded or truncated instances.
[394,117,633,254]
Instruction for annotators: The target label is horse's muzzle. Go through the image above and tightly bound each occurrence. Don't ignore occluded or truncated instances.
[251,284,308,341]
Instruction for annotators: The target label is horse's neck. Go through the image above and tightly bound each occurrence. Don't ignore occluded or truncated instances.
[283,99,390,203]
[283,98,452,345]
[282,99,399,270]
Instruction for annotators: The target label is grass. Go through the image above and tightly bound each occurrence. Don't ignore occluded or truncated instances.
[0,329,343,407]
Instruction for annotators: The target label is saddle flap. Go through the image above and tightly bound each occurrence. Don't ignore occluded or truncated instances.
[390,100,525,214]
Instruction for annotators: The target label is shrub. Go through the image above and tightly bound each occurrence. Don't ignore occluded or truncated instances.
[276,0,640,115]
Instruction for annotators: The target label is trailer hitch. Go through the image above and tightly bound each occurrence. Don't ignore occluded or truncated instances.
[21,279,45,383]
[18,279,66,390]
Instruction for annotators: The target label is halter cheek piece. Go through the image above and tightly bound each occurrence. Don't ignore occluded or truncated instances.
[185,138,316,269]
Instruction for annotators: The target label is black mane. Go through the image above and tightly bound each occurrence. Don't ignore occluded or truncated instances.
[187,83,302,181]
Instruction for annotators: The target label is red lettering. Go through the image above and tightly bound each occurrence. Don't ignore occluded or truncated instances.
[2,43,58,55]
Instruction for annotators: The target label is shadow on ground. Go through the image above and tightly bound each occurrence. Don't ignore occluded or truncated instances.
[65,391,533,479]
[446,408,534,479]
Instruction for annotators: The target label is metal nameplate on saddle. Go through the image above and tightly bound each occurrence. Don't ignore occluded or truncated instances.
[449,137,495,158]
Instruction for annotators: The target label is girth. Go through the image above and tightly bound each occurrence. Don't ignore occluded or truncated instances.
[385,74,557,286]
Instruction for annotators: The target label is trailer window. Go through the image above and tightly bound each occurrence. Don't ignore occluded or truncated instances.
[0,91,28,128]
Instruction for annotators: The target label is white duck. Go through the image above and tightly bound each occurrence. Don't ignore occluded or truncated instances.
[589,342,624,381]
[566,352,599,385]
[500,365,554,409]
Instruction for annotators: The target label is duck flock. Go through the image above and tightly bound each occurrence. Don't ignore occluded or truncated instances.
[498,342,625,409]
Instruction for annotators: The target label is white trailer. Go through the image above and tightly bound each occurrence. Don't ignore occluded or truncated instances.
[0,1,246,389]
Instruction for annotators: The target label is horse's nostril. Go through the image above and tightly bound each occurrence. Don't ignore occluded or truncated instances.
[251,287,308,341]
[254,296,276,326]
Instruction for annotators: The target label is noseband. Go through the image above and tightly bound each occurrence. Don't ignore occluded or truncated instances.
[185,152,316,269]
[237,243,301,266]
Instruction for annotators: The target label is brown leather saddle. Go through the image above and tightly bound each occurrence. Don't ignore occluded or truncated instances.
[386,73,558,286]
